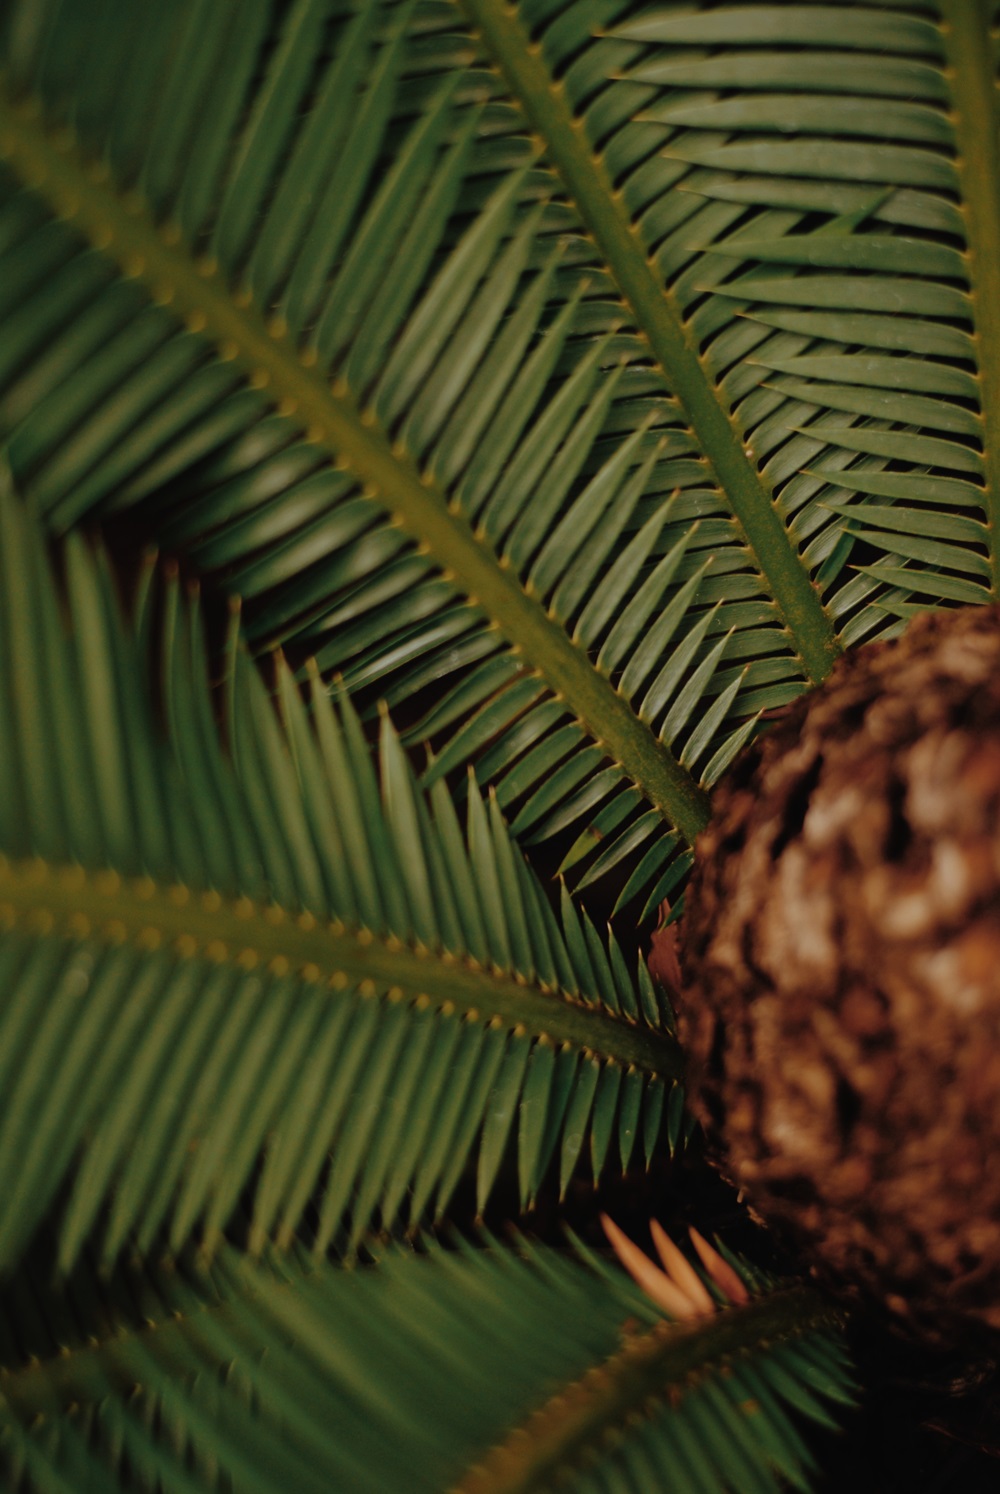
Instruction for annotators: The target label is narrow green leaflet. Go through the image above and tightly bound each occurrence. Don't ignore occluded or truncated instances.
[0,470,680,1274]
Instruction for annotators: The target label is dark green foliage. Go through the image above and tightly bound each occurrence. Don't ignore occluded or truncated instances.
[0,0,996,1488]
[0,1230,852,1494]
[0,469,681,1274]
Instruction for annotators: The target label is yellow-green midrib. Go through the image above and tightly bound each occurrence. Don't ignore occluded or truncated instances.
[0,856,683,1075]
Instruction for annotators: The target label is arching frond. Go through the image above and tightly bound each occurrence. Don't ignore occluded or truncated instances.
[0,0,717,918]
[460,0,838,666]
[0,470,681,1274]
[0,1229,853,1494]
[0,0,852,921]
[602,1,999,638]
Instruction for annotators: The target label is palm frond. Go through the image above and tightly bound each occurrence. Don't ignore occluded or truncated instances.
[462,0,839,667]
[0,468,680,1274]
[0,1227,853,1494]
[0,0,852,918]
[605,1,999,638]
[3,2,1000,903]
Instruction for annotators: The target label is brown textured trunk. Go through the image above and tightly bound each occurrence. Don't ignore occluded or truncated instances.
[678,606,1000,1343]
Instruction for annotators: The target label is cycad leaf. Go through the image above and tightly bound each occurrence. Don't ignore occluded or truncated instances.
[22,0,994,888]
[0,1229,852,1494]
[463,0,1000,667]
[0,0,900,918]
[0,472,680,1275]
[598,0,1000,637]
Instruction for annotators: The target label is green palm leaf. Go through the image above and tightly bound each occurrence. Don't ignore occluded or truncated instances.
[0,0,852,919]
[0,1229,852,1494]
[2,1,999,898]
[0,468,680,1273]
[605,1,999,635]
